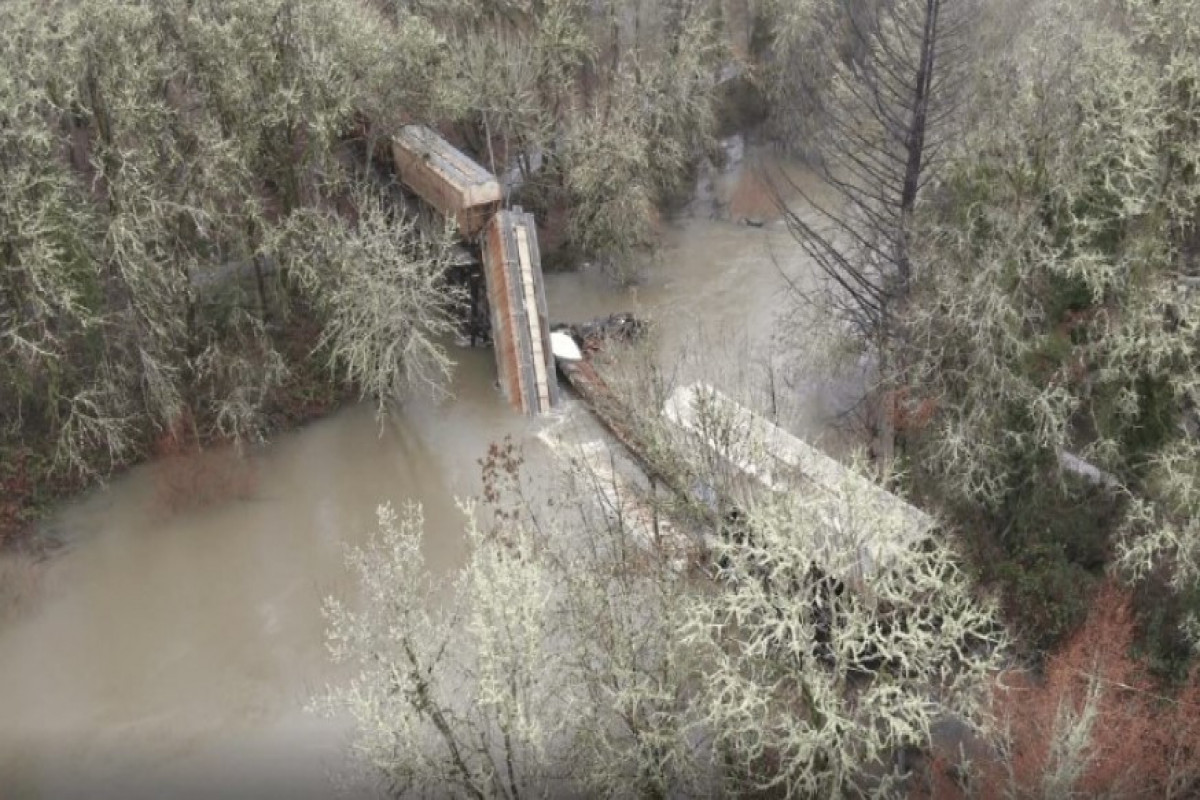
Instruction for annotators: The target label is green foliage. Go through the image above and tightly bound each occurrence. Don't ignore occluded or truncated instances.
[1041,271,1096,327]
[977,473,1120,654]
[897,0,1200,660]
[0,0,468,493]
[994,543,1095,654]
[1131,572,1200,683]
[1096,373,1180,466]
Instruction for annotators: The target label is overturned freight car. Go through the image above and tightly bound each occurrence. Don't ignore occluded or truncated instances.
[662,383,935,587]
[391,125,502,238]
[482,208,559,416]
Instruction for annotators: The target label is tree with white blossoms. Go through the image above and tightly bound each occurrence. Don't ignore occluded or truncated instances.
[686,483,1005,798]
[270,188,466,413]
[316,420,1006,797]
[894,0,1200,658]
[1107,0,1200,658]
[312,438,704,797]
[312,499,560,799]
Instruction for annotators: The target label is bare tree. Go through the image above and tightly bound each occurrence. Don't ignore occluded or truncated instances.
[775,0,977,345]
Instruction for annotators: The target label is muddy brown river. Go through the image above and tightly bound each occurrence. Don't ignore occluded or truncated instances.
[0,157,852,798]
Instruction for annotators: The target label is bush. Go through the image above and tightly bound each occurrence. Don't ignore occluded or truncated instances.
[1131,572,1200,684]
[996,543,1096,655]
[954,468,1121,657]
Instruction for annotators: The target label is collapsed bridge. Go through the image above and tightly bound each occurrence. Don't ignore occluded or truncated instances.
[391,124,558,416]
[389,125,931,582]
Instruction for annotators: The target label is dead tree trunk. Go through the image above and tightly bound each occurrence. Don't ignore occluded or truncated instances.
[772,0,975,462]
[775,0,972,343]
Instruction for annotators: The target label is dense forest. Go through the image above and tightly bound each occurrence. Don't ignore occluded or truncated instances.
[0,0,724,518]
[3,0,1200,796]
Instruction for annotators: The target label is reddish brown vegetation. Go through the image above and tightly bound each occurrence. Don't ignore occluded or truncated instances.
[267,311,356,428]
[535,201,572,264]
[0,452,35,548]
[915,581,1200,799]
[0,448,86,550]
[887,387,940,434]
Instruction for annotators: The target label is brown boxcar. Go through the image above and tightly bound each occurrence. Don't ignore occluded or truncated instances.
[391,125,501,238]
[481,208,559,415]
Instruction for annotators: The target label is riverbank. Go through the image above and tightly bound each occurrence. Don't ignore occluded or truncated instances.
[0,313,356,553]
[1,127,795,554]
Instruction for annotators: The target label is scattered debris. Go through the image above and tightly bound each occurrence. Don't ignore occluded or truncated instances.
[550,331,583,362]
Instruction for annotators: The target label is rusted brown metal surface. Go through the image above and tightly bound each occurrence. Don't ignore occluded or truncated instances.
[481,208,558,415]
[391,125,501,238]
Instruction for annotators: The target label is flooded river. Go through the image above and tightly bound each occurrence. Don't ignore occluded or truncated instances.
[0,349,532,798]
[0,155,852,798]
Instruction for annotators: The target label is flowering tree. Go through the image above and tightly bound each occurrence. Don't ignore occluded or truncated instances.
[270,189,465,413]
[312,499,559,798]
[316,412,1006,797]
[680,461,1006,797]
[311,437,704,797]
[895,0,1200,656]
